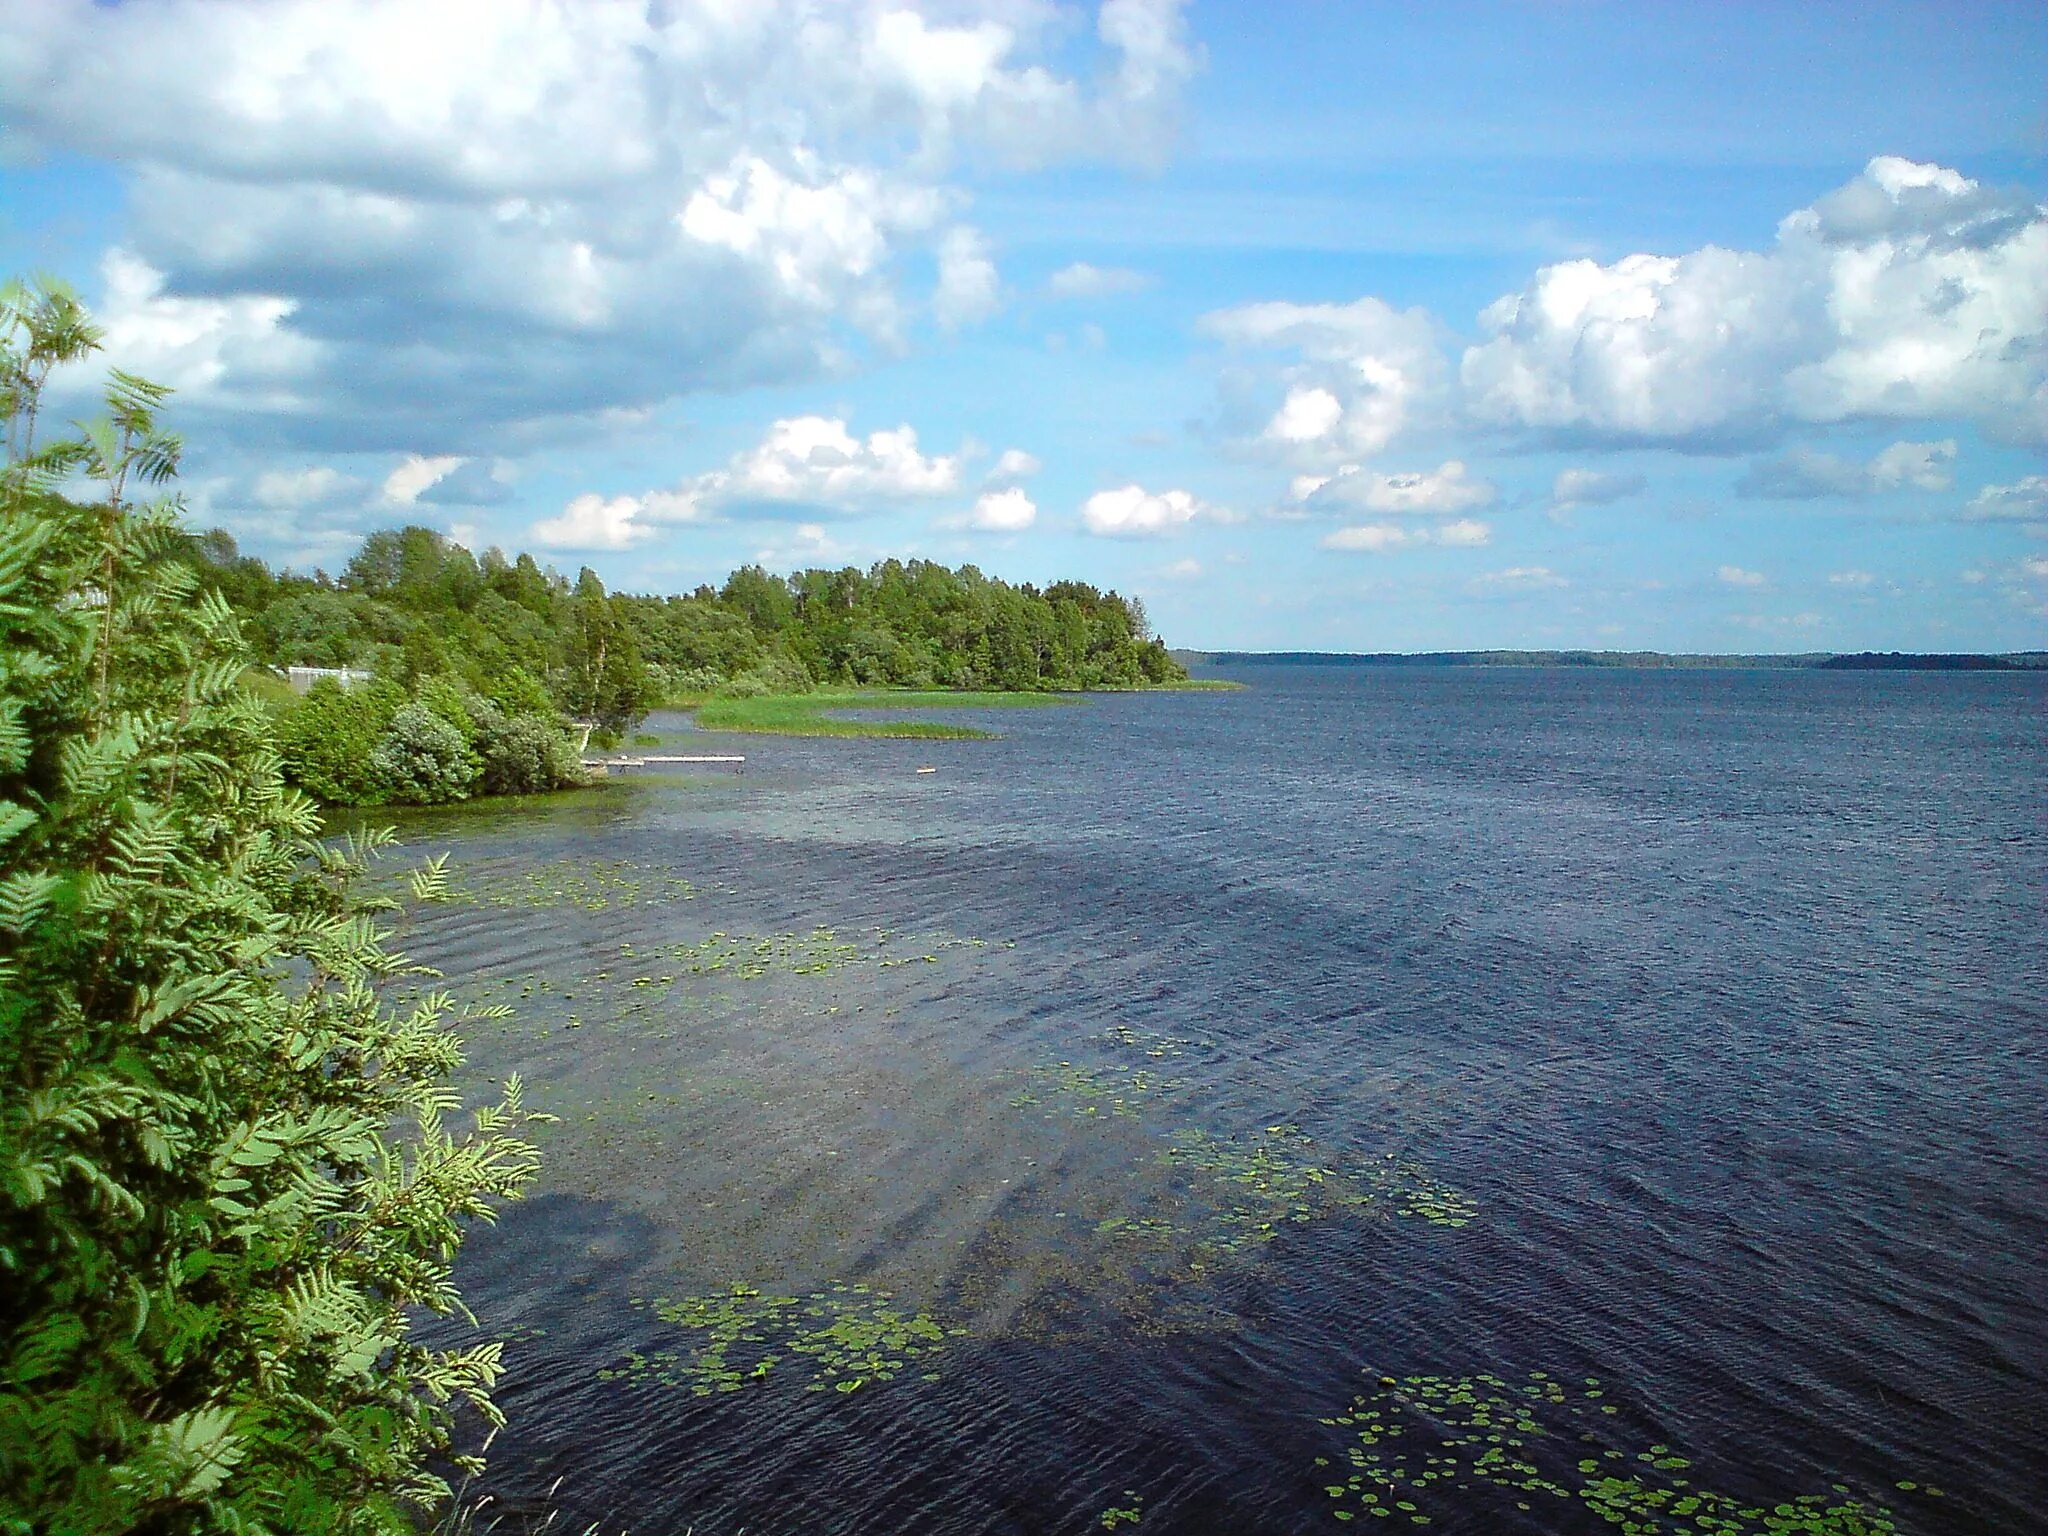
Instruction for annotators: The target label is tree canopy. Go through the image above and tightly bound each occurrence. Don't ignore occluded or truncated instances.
[183,527,1186,715]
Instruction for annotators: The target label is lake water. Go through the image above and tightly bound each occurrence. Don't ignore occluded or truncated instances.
[393,666,2047,1535]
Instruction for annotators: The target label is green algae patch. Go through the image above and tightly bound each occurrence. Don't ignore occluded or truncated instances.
[692,688,1072,738]
[601,1283,965,1396]
[1315,1372,1914,1532]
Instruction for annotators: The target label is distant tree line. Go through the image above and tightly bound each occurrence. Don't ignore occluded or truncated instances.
[179,526,1183,803]
[1188,649,2048,671]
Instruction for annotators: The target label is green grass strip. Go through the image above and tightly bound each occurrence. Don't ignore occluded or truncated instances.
[690,689,1072,738]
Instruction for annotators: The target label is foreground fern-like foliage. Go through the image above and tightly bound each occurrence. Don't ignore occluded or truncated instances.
[0,278,544,1533]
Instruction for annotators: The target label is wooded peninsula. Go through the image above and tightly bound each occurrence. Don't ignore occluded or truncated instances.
[180,524,1185,806]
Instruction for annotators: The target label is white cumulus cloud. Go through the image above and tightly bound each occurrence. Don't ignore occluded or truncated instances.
[715,416,961,509]
[537,413,965,549]
[91,249,319,412]
[985,448,1042,484]
[954,487,1038,532]
[1717,565,1770,588]
[1869,439,1959,491]
[1461,157,2048,445]
[934,225,1001,328]
[1202,296,1447,465]
[382,454,465,505]
[0,0,1196,450]
[1738,438,1956,498]
[1961,475,2048,523]
[1081,484,1207,538]
[1434,519,1493,547]
[532,492,658,552]
[1307,460,1497,516]
[249,465,363,510]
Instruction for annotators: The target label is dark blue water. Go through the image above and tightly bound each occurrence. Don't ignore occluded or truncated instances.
[399,667,2047,1534]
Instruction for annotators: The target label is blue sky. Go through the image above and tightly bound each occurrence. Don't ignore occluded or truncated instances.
[3,0,2045,652]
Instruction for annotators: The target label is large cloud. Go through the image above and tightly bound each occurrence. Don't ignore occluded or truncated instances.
[535,414,997,550]
[1200,297,1447,465]
[1,0,1195,449]
[1462,157,2048,445]
[1080,483,1210,538]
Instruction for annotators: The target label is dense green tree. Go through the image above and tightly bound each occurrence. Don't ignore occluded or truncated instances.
[562,568,652,736]
[272,679,400,806]
[0,279,542,1534]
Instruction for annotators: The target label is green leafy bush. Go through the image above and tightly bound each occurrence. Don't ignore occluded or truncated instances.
[472,705,584,797]
[369,701,480,805]
[275,677,400,804]
[0,278,542,1535]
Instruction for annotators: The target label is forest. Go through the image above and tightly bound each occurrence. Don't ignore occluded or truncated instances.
[178,524,1184,805]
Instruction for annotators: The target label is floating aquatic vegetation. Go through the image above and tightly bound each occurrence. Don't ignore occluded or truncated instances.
[442,857,714,911]
[614,927,985,987]
[1098,1493,1145,1529]
[1160,1125,1368,1254]
[997,1064,1475,1323]
[1315,1372,1920,1531]
[1098,1022,1191,1059]
[1357,1154,1478,1228]
[600,1282,965,1397]
[1010,1061,1182,1119]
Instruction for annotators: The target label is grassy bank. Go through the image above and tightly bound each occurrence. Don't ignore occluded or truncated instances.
[686,689,1073,739]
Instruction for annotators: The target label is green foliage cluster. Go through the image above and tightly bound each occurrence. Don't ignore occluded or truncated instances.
[270,674,583,808]
[182,522,1185,732]
[645,562,1183,692]
[0,279,544,1534]
[184,527,654,738]
[1314,1371,1913,1532]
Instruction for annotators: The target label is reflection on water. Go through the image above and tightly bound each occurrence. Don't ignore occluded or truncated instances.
[394,669,2046,1534]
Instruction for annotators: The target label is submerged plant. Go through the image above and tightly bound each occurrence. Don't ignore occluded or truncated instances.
[1160,1125,1366,1253]
[600,1282,964,1397]
[1011,1061,1180,1119]
[437,858,709,912]
[615,926,984,988]
[1098,1022,1191,1059]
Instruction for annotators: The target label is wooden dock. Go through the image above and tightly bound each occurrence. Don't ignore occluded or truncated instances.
[583,754,745,776]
